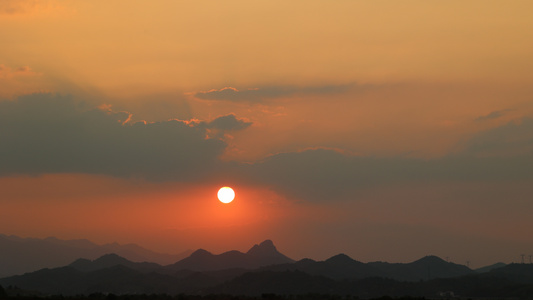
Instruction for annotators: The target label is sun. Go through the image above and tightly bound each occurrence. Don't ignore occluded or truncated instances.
[217,187,235,204]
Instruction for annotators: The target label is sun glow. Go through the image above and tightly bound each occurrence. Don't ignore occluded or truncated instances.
[217,187,235,203]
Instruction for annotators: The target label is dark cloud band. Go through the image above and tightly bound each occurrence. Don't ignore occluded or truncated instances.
[1,93,532,202]
[0,94,249,180]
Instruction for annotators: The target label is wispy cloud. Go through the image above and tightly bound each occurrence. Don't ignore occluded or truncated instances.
[0,0,63,15]
[193,84,357,102]
[0,64,47,99]
[464,117,533,156]
[475,109,512,121]
[0,64,39,79]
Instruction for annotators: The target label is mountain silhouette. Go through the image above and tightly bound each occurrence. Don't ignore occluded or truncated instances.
[1,240,527,298]
[167,240,294,272]
[0,234,190,277]
[481,263,533,284]
[406,255,473,280]
[4,263,533,298]
[261,253,380,280]
[246,240,294,265]
[0,265,186,295]
[262,254,473,281]
[365,255,474,281]
[69,253,162,273]
[475,262,507,273]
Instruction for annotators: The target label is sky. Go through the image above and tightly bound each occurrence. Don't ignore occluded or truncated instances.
[1,0,533,268]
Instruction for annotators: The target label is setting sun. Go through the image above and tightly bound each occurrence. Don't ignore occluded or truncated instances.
[217,187,235,204]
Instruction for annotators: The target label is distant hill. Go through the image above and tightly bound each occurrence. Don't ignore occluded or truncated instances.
[167,239,294,272]
[0,242,295,296]
[475,262,507,273]
[368,255,474,281]
[0,265,188,295]
[481,263,533,284]
[69,253,163,273]
[260,254,380,280]
[0,234,190,277]
[262,254,473,281]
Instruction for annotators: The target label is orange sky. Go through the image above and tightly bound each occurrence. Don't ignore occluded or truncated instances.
[1,0,533,267]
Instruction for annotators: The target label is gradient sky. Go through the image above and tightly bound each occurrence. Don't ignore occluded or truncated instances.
[1,0,533,268]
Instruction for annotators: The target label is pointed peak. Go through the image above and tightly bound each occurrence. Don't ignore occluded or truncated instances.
[260,239,275,247]
[247,240,277,255]
[69,257,91,266]
[190,248,212,257]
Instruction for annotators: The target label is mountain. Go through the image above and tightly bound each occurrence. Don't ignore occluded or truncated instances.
[368,255,475,281]
[0,234,190,277]
[0,265,185,295]
[167,239,294,272]
[481,263,533,284]
[4,263,533,298]
[0,254,239,296]
[97,242,193,265]
[262,254,473,281]
[475,262,507,273]
[69,253,163,273]
[1,249,532,298]
[261,253,381,280]
[246,240,294,265]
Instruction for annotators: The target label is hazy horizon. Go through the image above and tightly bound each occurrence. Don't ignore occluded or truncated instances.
[0,232,522,269]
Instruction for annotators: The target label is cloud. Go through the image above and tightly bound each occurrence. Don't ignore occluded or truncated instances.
[0,93,249,180]
[475,109,512,121]
[0,64,47,99]
[206,114,252,131]
[463,117,533,157]
[237,146,533,202]
[0,1,27,14]
[0,64,39,79]
[2,93,532,203]
[0,0,63,15]
[193,84,355,102]
[235,118,533,202]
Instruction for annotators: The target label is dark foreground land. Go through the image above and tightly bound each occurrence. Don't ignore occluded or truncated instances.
[0,292,472,300]
[0,285,529,300]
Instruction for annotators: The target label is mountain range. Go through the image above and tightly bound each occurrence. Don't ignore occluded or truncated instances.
[167,240,294,272]
[259,253,474,281]
[0,234,191,277]
[2,237,531,298]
